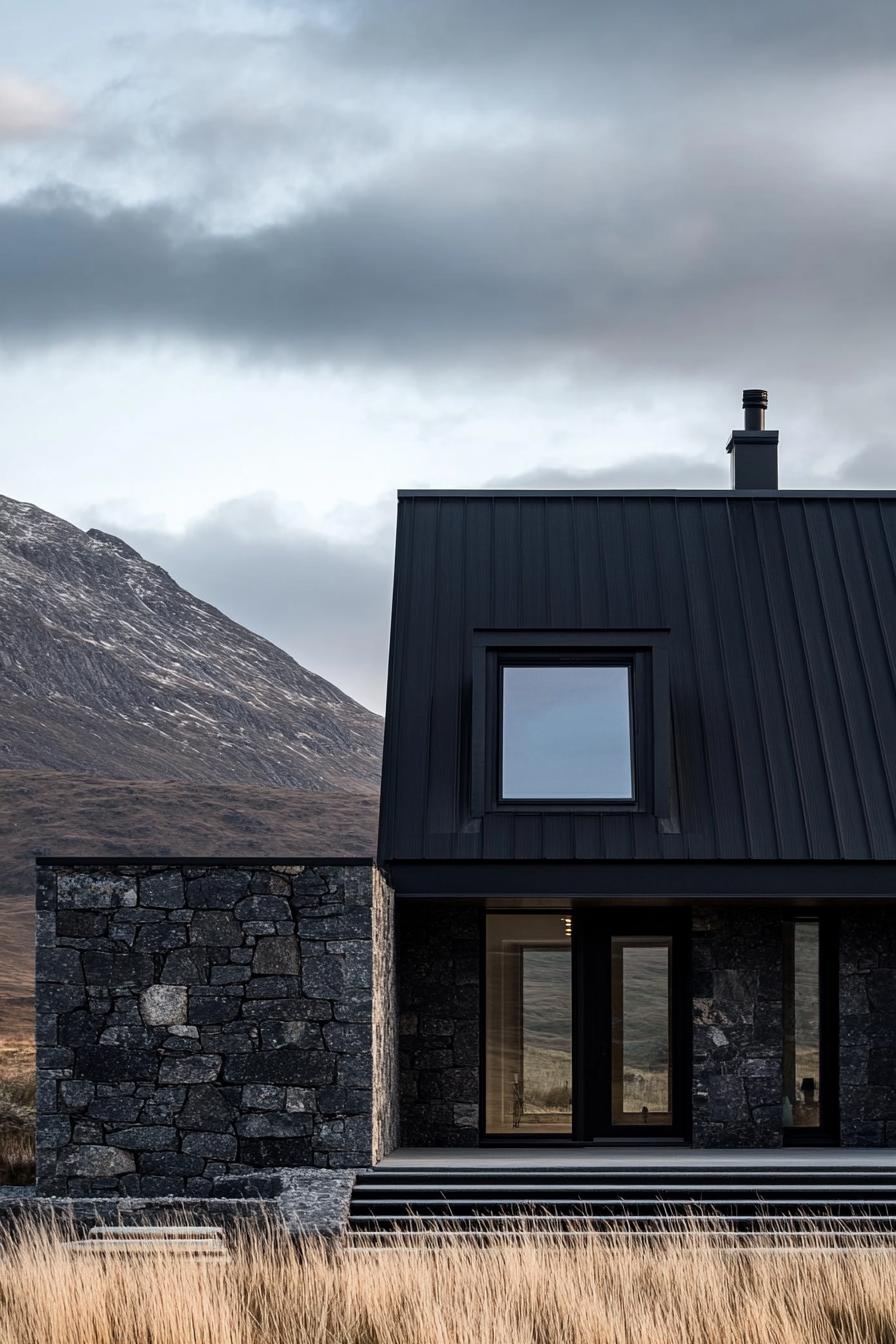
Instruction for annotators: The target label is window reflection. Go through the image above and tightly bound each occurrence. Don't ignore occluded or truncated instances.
[501,664,633,800]
[783,920,821,1129]
[485,914,573,1134]
[611,938,673,1126]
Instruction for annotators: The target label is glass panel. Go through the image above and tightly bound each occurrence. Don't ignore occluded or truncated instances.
[501,664,633,800]
[485,914,573,1134]
[611,937,673,1126]
[783,920,821,1129]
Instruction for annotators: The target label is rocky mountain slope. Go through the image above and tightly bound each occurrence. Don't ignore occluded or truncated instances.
[0,494,384,1035]
[0,494,383,790]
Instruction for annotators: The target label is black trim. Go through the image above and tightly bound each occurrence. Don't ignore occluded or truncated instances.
[389,860,896,899]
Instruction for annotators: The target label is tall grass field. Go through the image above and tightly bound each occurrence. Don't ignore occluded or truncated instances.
[1,1219,895,1344]
[0,1041,34,1186]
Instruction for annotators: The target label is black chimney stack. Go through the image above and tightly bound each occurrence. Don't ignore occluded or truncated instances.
[727,388,778,489]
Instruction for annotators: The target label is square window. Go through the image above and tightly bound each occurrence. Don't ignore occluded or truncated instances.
[500,663,634,801]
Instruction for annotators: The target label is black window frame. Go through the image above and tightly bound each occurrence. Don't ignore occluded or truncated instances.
[781,911,840,1148]
[471,629,670,817]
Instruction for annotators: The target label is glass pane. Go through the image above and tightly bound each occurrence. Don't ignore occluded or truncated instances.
[611,937,673,1126]
[783,920,821,1128]
[501,664,633,800]
[485,914,573,1134]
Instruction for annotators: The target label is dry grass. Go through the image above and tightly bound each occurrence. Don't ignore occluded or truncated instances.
[0,1040,35,1186]
[1,1218,896,1344]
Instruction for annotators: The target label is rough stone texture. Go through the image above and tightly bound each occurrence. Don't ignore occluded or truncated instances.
[840,909,896,1146]
[371,868,399,1162]
[397,903,479,1146]
[0,1168,355,1238]
[37,862,398,1196]
[692,908,783,1148]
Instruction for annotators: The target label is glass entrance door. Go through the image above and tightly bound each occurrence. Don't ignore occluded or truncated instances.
[484,912,689,1141]
[610,936,674,1128]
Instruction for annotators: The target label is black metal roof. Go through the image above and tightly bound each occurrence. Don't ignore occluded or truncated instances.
[378,490,896,865]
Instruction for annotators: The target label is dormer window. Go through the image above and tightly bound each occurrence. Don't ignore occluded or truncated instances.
[471,629,669,817]
[500,663,634,802]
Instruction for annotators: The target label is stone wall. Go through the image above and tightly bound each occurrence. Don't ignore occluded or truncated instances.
[692,908,783,1147]
[840,909,896,1146]
[36,860,397,1197]
[397,903,479,1146]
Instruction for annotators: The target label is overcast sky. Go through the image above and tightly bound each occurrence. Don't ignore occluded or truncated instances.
[3,1,896,711]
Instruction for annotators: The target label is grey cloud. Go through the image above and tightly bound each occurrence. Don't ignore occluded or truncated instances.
[82,495,394,713]
[3,121,896,390]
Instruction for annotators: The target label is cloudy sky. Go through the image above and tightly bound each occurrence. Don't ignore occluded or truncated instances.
[3,1,896,711]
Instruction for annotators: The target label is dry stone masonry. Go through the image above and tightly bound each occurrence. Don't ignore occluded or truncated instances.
[36,860,397,1197]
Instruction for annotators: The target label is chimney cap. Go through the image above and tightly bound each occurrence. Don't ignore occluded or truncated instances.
[742,388,768,409]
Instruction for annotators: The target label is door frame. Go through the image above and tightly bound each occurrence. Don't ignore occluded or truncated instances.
[574,910,691,1142]
[479,908,692,1144]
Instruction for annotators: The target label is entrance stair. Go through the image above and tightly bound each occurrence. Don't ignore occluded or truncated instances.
[348,1162,896,1243]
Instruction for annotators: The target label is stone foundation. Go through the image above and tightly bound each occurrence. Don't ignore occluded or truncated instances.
[36,860,396,1197]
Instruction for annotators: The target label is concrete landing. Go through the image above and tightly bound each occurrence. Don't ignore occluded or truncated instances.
[379,1146,896,1170]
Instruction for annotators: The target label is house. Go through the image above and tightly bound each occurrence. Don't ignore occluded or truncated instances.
[34,391,896,1206]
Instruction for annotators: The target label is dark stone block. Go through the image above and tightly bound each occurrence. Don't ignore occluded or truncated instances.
[138,1151,205,1176]
[139,872,185,909]
[189,911,243,946]
[181,1131,238,1159]
[87,1096,144,1123]
[176,1084,236,1133]
[224,1049,336,1087]
[140,1176,185,1196]
[40,985,87,1013]
[74,1046,157,1082]
[135,923,187,951]
[259,1020,323,1051]
[57,912,108,938]
[161,947,209,984]
[188,991,242,1025]
[235,1113,313,1137]
[235,895,292,923]
[239,1137,313,1166]
[82,950,155,989]
[105,1126,178,1151]
[252,938,301,977]
[186,872,251,909]
[301,956,345,999]
[159,1054,222,1084]
[244,976,301,999]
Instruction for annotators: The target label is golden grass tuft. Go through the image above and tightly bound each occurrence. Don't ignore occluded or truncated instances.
[0,1040,34,1186]
[1,1217,896,1344]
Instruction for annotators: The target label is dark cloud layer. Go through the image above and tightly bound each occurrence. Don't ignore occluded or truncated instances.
[4,1,896,394]
[2,123,895,388]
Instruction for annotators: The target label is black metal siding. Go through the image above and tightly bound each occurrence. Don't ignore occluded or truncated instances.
[377,493,896,864]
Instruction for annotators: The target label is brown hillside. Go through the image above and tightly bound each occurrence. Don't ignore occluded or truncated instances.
[0,770,379,1037]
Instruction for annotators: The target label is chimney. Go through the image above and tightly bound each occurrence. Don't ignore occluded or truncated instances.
[726,389,779,490]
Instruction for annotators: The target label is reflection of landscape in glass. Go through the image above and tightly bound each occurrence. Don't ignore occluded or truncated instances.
[785,921,821,1127]
[521,948,572,1118]
[617,943,670,1117]
[502,665,633,799]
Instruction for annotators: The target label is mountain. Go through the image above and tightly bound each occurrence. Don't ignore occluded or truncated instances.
[0,494,383,790]
[0,494,384,1035]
